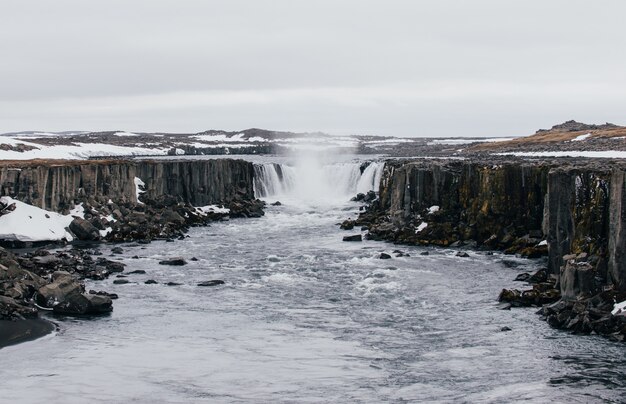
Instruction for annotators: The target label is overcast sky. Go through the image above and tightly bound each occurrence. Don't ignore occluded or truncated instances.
[0,1,624,137]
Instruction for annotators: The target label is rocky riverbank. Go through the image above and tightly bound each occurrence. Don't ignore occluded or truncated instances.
[350,157,626,341]
[0,157,265,347]
[0,246,121,336]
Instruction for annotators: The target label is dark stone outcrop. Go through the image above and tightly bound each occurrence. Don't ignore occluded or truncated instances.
[0,158,256,212]
[159,258,187,266]
[359,158,626,341]
[1,158,265,245]
[1,246,120,323]
[197,280,225,287]
[359,159,626,289]
[69,218,101,241]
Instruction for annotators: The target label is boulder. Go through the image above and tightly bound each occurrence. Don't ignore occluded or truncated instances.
[343,234,362,242]
[69,217,101,241]
[159,209,185,225]
[0,295,38,319]
[379,253,392,259]
[340,220,355,230]
[560,261,596,300]
[197,280,225,287]
[53,292,112,315]
[36,274,83,308]
[159,258,187,266]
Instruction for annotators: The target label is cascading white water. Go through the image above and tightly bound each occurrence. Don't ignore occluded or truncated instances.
[254,158,385,203]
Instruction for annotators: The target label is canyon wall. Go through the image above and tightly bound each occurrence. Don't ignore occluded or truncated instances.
[366,159,626,292]
[0,159,255,211]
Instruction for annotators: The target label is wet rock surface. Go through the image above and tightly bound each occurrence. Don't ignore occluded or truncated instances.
[1,246,122,323]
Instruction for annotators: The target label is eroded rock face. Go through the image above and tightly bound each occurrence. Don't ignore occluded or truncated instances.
[608,169,626,291]
[0,158,256,212]
[359,159,625,291]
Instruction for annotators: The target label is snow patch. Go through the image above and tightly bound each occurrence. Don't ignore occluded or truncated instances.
[427,205,440,214]
[415,222,428,233]
[0,142,171,160]
[538,240,548,246]
[134,177,146,204]
[612,301,626,316]
[113,131,139,137]
[571,133,592,142]
[99,227,113,237]
[69,203,85,219]
[195,205,230,215]
[0,197,74,242]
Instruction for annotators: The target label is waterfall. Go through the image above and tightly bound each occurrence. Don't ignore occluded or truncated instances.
[254,160,385,202]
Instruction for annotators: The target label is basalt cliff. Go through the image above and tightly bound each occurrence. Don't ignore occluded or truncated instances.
[353,158,626,340]
[0,158,263,335]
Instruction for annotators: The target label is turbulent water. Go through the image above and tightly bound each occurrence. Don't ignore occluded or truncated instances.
[1,155,625,403]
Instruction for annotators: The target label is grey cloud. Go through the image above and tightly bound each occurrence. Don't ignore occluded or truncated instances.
[0,0,624,136]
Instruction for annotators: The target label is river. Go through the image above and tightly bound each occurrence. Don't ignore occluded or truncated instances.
[1,155,625,403]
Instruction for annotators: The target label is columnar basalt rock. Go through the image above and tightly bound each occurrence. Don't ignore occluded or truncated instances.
[608,169,626,291]
[370,160,550,252]
[360,158,626,340]
[0,159,255,212]
[363,159,625,285]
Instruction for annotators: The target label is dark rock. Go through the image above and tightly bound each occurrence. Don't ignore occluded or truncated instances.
[111,247,124,254]
[515,273,531,282]
[379,253,392,259]
[455,252,470,258]
[560,261,596,300]
[271,201,282,206]
[159,258,187,266]
[528,268,548,284]
[420,251,429,256]
[112,279,129,285]
[36,273,82,308]
[145,279,158,284]
[197,280,225,287]
[340,220,355,230]
[53,292,112,315]
[69,218,101,241]
[166,282,182,286]
[88,290,118,299]
[98,259,125,273]
[190,257,198,261]
[343,234,362,242]
[500,326,512,332]
[127,270,146,274]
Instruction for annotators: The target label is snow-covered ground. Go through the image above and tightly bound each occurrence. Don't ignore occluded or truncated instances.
[0,133,172,160]
[570,133,592,142]
[0,197,75,242]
